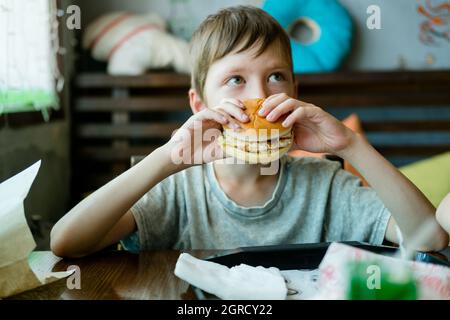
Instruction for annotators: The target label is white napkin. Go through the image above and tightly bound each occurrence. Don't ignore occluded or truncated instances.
[0,161,75,298]
[174,253,287,300]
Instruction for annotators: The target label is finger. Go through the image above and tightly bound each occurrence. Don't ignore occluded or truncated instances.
[297,100,315,107]
[223,119,242,130]
[266,98,297,122]
[262,93,284,107]
[216,102,249,121]
[197,109,229,125]
[259,94,280,112]
[214,103,249,123]
[216,111,243,130]
[282,107,306,128]
[282,108,299,128]
[282,106,319,128]
[259,93,289,117]
[220,98,245,109]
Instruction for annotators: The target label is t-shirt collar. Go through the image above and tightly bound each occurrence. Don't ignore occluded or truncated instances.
[206,157,288,218]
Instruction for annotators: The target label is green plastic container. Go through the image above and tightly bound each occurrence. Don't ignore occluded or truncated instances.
[347,260,418,300]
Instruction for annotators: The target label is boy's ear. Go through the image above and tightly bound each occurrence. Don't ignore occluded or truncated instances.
[189,88,206,114]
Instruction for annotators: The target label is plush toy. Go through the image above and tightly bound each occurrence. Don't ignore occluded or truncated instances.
[82,12,191,75]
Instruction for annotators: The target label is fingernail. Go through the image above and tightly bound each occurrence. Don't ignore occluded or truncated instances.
[221,116,228,123]
[267,113,274,121]
[258,108,265,116]
[282,120,289,127]
[241,114,249,121]
[231,123,240,130]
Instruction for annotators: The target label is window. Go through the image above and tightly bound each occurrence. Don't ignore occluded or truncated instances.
[0,0,63,121]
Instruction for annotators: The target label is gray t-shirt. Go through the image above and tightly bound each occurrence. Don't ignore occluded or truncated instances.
[120,156,391,251]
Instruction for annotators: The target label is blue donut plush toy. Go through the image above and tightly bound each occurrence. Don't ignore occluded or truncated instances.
[263,0,353,73]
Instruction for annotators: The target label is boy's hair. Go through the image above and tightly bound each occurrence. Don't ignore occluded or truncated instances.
[190,6,294,102]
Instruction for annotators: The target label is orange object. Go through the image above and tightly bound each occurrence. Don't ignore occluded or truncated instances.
[426,0,450,13]
[418,3,446,25]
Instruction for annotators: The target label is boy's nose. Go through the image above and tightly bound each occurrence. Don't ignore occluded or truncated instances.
[246,82,269,100]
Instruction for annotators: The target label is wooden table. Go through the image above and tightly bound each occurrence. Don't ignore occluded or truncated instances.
[7,250,215,300]
[6,247,450,300]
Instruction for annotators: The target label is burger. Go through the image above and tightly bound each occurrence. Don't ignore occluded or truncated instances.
[218,98,293,164]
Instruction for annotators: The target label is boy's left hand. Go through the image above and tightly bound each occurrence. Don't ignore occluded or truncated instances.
[259,93,355,155]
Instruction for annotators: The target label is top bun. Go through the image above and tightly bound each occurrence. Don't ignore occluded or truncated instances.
[223,98,292,141]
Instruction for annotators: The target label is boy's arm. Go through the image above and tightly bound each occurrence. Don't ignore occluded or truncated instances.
[260,94,449,251]
[336,134,449,251]
[436,193,450,236]
[50,146,179,258]
[51,106,237,258]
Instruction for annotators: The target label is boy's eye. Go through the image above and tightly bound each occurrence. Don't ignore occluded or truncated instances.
[269,73,285,82]
[227,76,244,86]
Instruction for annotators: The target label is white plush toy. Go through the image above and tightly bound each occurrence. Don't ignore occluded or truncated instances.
[82,12,191,75]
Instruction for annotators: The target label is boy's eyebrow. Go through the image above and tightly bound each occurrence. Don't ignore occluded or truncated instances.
[264,61,291,70]
[225,67,246,74]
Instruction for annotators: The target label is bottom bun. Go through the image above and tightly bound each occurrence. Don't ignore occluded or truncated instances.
[218,136,292,164]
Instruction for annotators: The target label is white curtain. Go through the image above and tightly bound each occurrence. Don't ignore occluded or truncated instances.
[0,0,62,120]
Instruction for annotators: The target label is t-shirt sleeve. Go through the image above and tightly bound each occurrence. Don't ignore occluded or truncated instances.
[120,175,181,251]
[324,166,391,245]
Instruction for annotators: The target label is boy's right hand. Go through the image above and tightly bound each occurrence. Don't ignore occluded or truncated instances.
[163,98,249,168]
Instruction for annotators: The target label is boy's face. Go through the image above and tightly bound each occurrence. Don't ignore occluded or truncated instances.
[202,41,296,108]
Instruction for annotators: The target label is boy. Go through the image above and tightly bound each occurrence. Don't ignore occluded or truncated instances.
[51,6,448,257]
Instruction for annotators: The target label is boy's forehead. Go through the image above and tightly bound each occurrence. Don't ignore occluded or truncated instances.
[212,44,291,72]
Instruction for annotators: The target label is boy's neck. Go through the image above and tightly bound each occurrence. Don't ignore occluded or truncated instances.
[212,160,281,207]
[213,161,277,184]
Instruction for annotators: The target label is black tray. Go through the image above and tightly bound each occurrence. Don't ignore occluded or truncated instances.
[193,241,450,300]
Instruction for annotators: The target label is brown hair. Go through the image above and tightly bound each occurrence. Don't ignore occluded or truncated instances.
[190,6,294,102]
